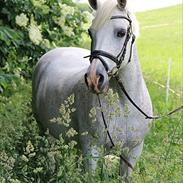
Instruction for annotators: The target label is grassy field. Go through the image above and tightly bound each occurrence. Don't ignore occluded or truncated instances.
[132,5,183,183]
[137,5,183,92]
[0,4,182,183]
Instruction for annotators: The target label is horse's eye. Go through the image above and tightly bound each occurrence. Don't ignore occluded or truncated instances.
[117,30,126,38]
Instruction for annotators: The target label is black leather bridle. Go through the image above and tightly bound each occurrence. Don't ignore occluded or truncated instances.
[84,15,136,72]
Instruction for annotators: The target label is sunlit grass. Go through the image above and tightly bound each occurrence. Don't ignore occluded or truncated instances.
[137,5,182,92]
[133,5,183,182]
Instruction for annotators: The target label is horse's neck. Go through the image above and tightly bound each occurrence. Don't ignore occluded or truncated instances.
[118,46,145,99]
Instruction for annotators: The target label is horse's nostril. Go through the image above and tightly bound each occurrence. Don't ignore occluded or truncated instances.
[84,73,89,87]
[98,74,104,87]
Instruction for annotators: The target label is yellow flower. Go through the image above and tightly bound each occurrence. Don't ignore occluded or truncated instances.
[15,13,28,27]
[29,24,43,45]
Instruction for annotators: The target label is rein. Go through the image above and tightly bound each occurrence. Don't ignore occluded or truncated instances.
[114,74,183,120]
[97,95,134,170]
[98,73,183,170]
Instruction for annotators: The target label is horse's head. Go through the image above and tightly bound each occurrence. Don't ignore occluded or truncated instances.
[85,0,138,94]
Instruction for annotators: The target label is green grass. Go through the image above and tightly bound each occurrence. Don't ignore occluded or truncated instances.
[137,5,183,92]
[132,5,183,183]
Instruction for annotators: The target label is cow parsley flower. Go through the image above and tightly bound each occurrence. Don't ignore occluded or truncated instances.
[66,128,78,138]
[81,11,93,31]
[32,0,46,7]
[25,140,35,154]
[55,16,65,27]
[59,3,75,16]
[83,11,93,23]
[62,26,74,37]
[21,155,29,162]
[42,39,50,48]
[29,24,43,45]
[15,13,28,27]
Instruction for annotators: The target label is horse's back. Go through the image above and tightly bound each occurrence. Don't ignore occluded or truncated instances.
[32,47,90,137]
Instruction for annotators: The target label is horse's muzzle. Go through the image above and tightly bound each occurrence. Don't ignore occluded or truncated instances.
[84,59,109,94]
[84,73,109,94]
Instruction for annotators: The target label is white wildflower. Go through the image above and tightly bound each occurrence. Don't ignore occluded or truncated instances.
[42,39,50,48]
[69,140,77,148]
[28,152,36,158]
[9,179,21,183]
[59,3,75,16]
[33,167,43,173]
[25,140,35,154]
[62,26,74,37]
[81,11,93,31]
[83,11,93,23]
[81,131,88,136]
[0,177,5,183]
[29,24,43,45]
[32,0,46,7]
[66,128,78,138]
[89,107,97,123]
[55,16,65,27]
[21,155,29,162]
[81,22,89,31]
[105,155,119,175]
[15,13,28,27]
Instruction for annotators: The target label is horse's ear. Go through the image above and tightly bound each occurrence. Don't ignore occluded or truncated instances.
[88,0,97,10]
[117,0,127,9]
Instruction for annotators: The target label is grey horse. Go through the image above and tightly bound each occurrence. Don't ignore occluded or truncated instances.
[32,0,153,177]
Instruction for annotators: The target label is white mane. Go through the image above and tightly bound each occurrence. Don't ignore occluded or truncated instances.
[91,0,139,37]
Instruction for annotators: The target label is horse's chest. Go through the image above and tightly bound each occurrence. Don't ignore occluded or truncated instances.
[105,114,150,148]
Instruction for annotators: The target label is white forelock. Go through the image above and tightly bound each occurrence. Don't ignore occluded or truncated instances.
[91,0,139,37]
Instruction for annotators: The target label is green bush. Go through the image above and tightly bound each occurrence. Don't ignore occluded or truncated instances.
[0,0,92,93]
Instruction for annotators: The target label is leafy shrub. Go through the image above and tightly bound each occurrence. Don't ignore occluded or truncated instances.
[0,0,91,80]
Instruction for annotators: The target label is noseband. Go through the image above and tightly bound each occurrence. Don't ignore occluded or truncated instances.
[84,15,136,72]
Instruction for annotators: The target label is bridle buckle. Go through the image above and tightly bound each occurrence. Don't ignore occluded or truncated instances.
[108,66,119,77]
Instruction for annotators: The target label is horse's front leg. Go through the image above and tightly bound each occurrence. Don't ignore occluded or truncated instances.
[120,141,144,180]
[81,138,101,172]
[88,145,100,171]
